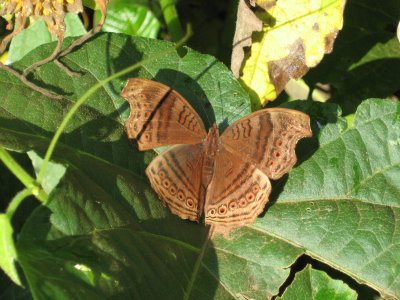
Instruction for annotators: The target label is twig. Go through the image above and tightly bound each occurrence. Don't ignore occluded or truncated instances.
[0,62,63,99]
[23,35,64,76]
[54,59,82,77]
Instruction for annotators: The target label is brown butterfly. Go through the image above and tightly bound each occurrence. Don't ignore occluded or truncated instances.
[121,78,311,229]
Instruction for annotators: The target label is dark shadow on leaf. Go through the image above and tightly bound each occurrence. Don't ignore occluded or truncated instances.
[271,253,380,299]
[108,34,143,98]
[16,166,219,300]
[328,58,400,115]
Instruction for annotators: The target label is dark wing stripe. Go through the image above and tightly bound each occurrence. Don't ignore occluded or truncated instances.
[164,152,198,197]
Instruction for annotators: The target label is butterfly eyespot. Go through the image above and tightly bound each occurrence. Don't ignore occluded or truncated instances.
[162,179,170,188]
[228,201,237,210]
[186,198,194,208]
[208,209,216,217]
[275,139,283,147]
[158,170,165,178]
[273,151,281,158]
[246,192,255,203]
[239,198,247,207]
[177,191,185,201]
[139,94,147,100]
[218,205,227,215]
[169,185,177,195]
[267,160,274,167]
[144,133,150,140]
[252,184,260,194]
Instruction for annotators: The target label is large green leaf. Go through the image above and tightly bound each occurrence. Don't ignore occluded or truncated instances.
[0,33,399,299]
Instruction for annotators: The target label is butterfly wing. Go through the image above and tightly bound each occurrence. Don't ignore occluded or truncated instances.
[204,145,271,227]
[121,78,207,150]
[146,143,205,221]
[220,108,311,180]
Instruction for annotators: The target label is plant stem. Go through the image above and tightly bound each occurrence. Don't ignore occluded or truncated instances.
[0,147,47,203]
[6,188,32,219]
[160,0,184,41]
[37,25,192,183]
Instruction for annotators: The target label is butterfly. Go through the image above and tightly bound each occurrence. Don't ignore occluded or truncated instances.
[121,78,311,229]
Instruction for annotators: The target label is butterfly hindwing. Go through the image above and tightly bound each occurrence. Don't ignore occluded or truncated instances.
[122,78,207,150]
[220,108,311,180]
[204,145,272,227]
[146,144,205,221]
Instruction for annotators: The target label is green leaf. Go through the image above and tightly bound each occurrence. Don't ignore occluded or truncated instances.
[94,0,160,38]
[27,151,66,195]
[279,266,357,300]
[305,0,400,114]
[0,34,251,298]
[0,214,21,286]
[255,99,400,298]
[1,34,399,299]
[8,13,86,63]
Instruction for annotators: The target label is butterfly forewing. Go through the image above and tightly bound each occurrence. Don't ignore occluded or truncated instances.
[146,144,205,222]
[220,108,311,180]
[204,145,272,227]
[122,78,207,150]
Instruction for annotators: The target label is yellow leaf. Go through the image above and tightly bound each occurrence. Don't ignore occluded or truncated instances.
[0,51,8,64]
[240,0,346,106]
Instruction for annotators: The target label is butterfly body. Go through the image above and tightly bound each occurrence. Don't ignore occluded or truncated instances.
[201,124,219,193]
[122,78,312,229]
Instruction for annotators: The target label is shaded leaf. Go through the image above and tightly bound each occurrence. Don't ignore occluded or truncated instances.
[240,0,346,106]
[279,265,357,300]
[177,0,231,60]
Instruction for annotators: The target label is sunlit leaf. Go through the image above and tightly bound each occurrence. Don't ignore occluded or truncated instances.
[240,0,346,106]
[8,13,86,63]
[0,214,21,286]
[94,0,160,38]
[279,266,357,300]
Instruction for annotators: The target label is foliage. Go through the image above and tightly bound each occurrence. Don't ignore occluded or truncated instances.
[0,0,399,299]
